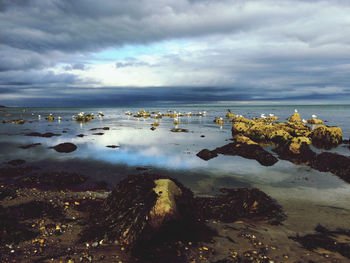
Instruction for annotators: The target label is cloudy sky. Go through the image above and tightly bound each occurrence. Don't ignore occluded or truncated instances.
[0,0,350,106]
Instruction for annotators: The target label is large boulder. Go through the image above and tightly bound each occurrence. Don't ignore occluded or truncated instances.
[311,125,342,149]
[101,174,196,247]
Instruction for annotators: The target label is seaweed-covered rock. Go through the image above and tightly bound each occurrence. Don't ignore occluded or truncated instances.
[307,118,323,124]
[226,111,236,119]
[311,125,342,149]
[50,142,77,153]
[287,112,301,123]
[74,112,94,122]
[100,174,196,247]
[291,225,350,259]
[196,188,285,224]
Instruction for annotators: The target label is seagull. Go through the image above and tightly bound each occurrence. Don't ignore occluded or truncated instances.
[312,114,317,119]
[261,113,266,118]
[269,113,274,117]
[302,119,307,124]
[294,109,298,113]
[58,116,62,121]
[38,115,41,119]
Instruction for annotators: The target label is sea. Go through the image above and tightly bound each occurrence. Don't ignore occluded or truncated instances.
[1,104,350,232]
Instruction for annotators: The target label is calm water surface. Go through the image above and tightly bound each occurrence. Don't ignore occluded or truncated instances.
[1,105,350,230]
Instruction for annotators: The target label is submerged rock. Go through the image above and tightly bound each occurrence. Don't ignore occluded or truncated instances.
[25,132,61,138]
[19,143,41,149]
[50,142,77,153]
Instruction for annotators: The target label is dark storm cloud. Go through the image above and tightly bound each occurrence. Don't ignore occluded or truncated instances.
[0,0,350,105]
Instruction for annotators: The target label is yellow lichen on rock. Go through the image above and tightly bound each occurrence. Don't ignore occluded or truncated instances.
[233,134,257,145]
[226,112,236,119]
[311,125,343,146]
[149,179,182,229]
[288,112,301,123]
[268,128,293,144]
[232,121,251,134]
[289,137,311,155]
[307,118,324,124]
[214,118,224,125]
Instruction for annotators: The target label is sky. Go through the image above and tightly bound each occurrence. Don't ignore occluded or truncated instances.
[0,0,350,106]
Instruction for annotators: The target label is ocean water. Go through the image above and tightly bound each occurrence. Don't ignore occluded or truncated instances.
[1,104,350,231]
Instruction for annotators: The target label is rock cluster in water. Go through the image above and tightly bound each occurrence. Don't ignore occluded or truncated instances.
[198,110,350,183]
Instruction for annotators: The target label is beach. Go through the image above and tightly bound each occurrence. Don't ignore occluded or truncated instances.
[1,105,350,262]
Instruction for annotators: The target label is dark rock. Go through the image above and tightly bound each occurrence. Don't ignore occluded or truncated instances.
[50,142,77,153]
[7,159,26,166]
[290,225,350,259]
[106,145,119,149]
[19,143,41,149]
[150,127,156,131]
[206,142,278,166]
[200,135,205,138]
[25,132,61,138]
[196,149,218,161]
[0,185,17,200]
[92,132,104,135]
[62,130,67,133]
[273,143,316,165]
[16,172,87,190]
[77,134,86,137]
[311,152,350,183]
[90,127,109,131]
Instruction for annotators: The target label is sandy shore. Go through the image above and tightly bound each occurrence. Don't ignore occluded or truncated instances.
[1,167,350,263]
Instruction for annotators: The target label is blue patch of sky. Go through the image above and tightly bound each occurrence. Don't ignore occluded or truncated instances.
[88,39,189,64]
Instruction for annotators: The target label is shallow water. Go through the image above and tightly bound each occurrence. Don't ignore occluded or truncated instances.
[1,105,350,231]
